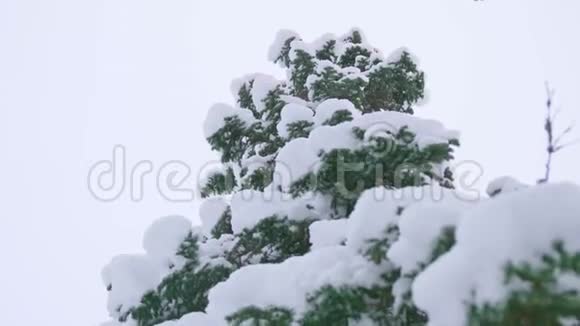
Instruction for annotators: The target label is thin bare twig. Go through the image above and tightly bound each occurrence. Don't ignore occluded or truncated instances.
[538,83,577,184]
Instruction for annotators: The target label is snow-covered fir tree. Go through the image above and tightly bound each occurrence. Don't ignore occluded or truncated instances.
[102,29,580,326]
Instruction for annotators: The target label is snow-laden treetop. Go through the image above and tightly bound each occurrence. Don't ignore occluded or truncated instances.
[103,27,460,326]
[101,29,580,326]
[202,28,457,208]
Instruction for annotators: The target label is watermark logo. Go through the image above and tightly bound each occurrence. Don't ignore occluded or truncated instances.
[88,133,484,204]
[88,145,201,202]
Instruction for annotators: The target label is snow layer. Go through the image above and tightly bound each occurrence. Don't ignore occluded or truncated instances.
[199,197,228,236]
[251,74,280,113]
[276,103,314,138]
[229,188,330,233]
[346,185,461,253]
[386,46,418,65]
[387,193,474,275]
[351,111,459,147]
[156,312,225,326]
[198,234,237,268]
[307,122,358,153]
[198,164,228,192]
[203,103,255,138]
[274,137,318,191]
[271,98,459,204]
[268,29,300,64]
[143,215,191,259]
[313,98,360,126]
[279,94,312,108]
[386,193,476,311]
[486,176,527,197]
[230,74,254,99]
[412,183,580,326]
[103,216,193,320]
[288,39,315,61]
[309,219,348,250]
[101,255,163,319]
[284,109,458,161]
[205,246,386,320]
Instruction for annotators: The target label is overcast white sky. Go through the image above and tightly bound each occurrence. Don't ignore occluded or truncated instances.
[0,0,579,325]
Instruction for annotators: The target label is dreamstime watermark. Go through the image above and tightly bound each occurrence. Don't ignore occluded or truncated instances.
[87,145,484,203]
